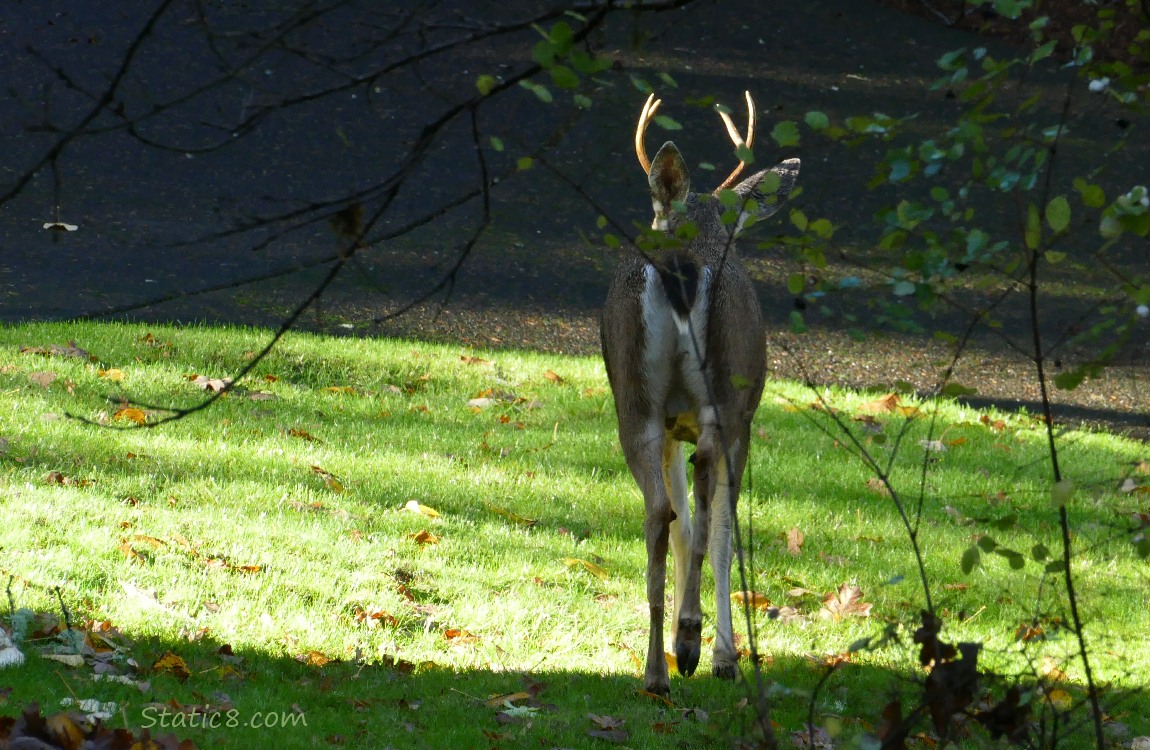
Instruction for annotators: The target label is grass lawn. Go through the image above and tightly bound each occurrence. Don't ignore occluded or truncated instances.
[0,320,1147,748]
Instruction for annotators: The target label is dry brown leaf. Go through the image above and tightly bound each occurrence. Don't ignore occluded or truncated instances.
[786,526,805,556]
[857,392,901,414]
[543,369,564,384]
[310,465,345,493]
[865,476,892,497]
[818,583,872,621]
[409,529,440,546]
[28,371,57,388]
[288,427,321,442]
[460,355,490,366]
[297,650,332,667]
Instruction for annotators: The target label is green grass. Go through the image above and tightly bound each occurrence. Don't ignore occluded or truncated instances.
[0,320,1147,748]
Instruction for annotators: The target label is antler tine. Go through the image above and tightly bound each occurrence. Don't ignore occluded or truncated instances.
[635,93,662,175]
[716,90,756,190]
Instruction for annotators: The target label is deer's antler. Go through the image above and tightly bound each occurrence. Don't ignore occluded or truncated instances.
[715,90,756,190]
[634,93,662,175]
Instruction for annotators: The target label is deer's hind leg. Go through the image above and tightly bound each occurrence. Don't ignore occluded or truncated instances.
[619,418,676,695]
[665,439,693,670]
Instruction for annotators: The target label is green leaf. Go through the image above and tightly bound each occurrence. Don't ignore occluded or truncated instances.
[789,310,807,334]
[1025,202,1042,250]
[961,545,981,574]
[790,209,808,232]
[488,136,504,152]
[1030,39,1056,63]
[1054,369,1086,391]
[549,21,573,52]
[476,74,497,96]
[1073,178,1105,208]
[730,373,752,390]
[653,114,682,131]
[549,64,580,90]
[603,233,620,249]
[531,39,556,68]
[516,156,534,171]
[595,215,608,230]
[1045,195,1070,233]
[770,120,800,148]
[941,382,978,397]
[716,188,739,208]
[787,273,806,295]
[735,143,755,165]
[1052,478,1075,508]
[809,218,834,239]
[804,111,829,130]
[892,280,916,297]
[573,93,592,109]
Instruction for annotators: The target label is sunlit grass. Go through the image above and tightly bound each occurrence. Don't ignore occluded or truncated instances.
[0,320,1146,748]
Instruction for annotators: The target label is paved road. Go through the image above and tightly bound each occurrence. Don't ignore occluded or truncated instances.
[0,0,1145,434]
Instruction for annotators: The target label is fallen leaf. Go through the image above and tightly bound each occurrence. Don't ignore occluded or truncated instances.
[114,407,148,425]
[460,355,490,366]
[857,393,901,414]
[42,653,85,667]
[409,529,440,546]
[865,476,891,497]
[563,557,608,580]
[97,368,125,381]
[288,427,321,442]
[189,374,233,393]
[443,628,479,644]
[818,583,872,621]
[310,465,345,493]
[637,690,675,708]
[28,371,57,388]
[153,652,191,682]
[484,691,531,708]
[732,591,771,611]
[404,500,442,519]
[297,650,332,667]
[786,526,805,556]
[543,369,564,384]
[484,501,536,526]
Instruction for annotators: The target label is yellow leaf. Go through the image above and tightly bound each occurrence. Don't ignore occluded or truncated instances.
[563,557,608,580]
[153,651,191,681]
[98,368,125,381]
[484,501,536,526]
[732,591,772,610]
[404,500,442,519]
[1046,688,1072,711]
[114,407,148,425]
[484,691,531,708]
[664,651,678,671]
[638,689,676,708]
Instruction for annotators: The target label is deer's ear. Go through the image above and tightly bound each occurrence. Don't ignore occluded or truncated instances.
[649,141,691,208]
[733,158,800,228]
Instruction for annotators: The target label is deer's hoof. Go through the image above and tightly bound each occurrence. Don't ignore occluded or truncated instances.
[674,618,702,677]
[713,659,739,680]
[644,677,670,697]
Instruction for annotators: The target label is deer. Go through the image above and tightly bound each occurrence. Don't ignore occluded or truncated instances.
[600,91,799,696]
